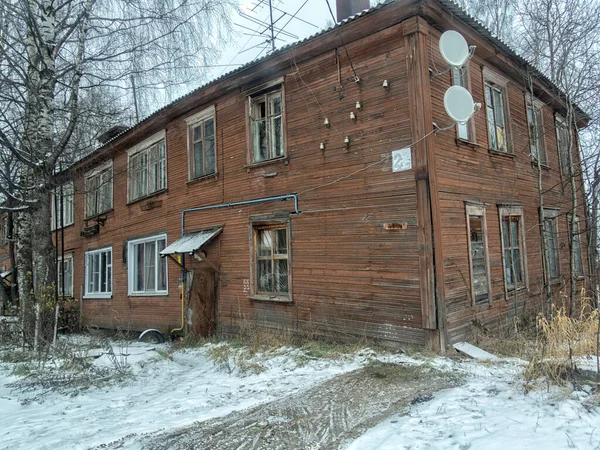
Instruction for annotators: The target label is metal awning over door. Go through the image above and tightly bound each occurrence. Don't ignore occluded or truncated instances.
[160,227,222,256]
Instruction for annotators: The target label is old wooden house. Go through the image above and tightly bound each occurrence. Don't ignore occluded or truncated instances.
[5,0,589,349]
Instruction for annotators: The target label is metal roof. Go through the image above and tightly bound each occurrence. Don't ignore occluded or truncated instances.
[160,228,222,256]
[80,0,588,168]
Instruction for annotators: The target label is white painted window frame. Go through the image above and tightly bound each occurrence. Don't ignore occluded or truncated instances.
[84,246,112,299]
[126,130,167,202]
[127,233,169,296]
[51,181,74,230]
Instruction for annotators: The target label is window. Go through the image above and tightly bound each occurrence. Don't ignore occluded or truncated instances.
[84,247,112,298]
[186,107,216,180]
[51,182,74,230]
[129,136,166,201]
[57,254,74,297]
[542,209,560,280]
[249,87,284,163]
[499,206,527,291]
[1,215,8,245]
[527,99,547,164]
[568,215,584,277]
[556,115,571,176]
[85,164,113,218]
[128,234,168,295]
[252,223,290,299]
[485,82,510,152]
[465,204,491,305]
[453,67,473,141]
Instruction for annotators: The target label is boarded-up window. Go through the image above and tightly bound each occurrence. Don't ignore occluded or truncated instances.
[499,206,527,291]
[542,209,560,280]
[556,115,571,177]
[527,101,547,164]
[568,215,584,277]
[253,223,290,298]
[249,88,284,163]
[466,204,491,305]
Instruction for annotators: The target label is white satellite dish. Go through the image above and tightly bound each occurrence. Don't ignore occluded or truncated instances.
[439,30,470,67]
[444,86,475,123]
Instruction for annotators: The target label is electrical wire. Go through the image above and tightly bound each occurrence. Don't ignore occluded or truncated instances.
[324,0,359,81]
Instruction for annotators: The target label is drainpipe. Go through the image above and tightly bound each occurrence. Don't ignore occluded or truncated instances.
[172,194,299,338]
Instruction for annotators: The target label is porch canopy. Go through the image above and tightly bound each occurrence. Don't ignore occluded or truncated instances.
[160,227,222,256]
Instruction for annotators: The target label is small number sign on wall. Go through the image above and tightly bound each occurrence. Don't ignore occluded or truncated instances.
[392,147,412,172]
[243,279,250,293]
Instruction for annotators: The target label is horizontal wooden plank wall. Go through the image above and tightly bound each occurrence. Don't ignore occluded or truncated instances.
[425,17,589,343]
[53,17,430,346]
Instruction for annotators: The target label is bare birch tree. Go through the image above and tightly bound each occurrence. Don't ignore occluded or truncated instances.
[0,0,232,343]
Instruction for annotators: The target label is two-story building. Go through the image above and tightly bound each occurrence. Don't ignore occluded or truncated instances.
[41,0,589,349]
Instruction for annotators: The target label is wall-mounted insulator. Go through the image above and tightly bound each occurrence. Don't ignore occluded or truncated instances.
[355,101,362,109]
[324,118,330,127]
[382,79,389,89]
[350,111,356,121]
[319,142,325,151]
[344,136,350,147]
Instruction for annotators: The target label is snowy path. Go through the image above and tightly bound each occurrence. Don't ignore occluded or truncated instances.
[0,343,366,450]
[105,362,456,449]
[346,360,600,450]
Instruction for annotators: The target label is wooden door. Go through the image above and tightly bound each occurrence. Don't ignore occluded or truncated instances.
[188,268,216,337]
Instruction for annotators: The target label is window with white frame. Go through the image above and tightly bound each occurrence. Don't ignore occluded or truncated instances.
[186,107,216,180]
[129,135,166,201]
[542,209,560,280]
[248,86,284,163]
[128,234,168,295]
[57,254,74,297]
[51,182,74,230]
[499,206,527,291]
[465,204,491,305]
[85,164,113,218]
[453,66,474,141]
[84,247,112,298]
[252,223,290,298]
[527,98,547,164]
[556,114,571,177]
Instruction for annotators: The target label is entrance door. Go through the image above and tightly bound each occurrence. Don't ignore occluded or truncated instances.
[188,268,216,337]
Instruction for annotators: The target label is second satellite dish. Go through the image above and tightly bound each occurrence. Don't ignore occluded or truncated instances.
[439,30,470,67]
[444,86,475,123]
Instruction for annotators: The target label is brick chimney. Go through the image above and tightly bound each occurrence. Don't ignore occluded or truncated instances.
[336,0,370,22]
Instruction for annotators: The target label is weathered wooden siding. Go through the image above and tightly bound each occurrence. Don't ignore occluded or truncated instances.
[425,19,589,343]
[54,13,431,345]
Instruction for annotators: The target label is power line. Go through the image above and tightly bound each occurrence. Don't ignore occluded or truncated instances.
[323,0,359,81]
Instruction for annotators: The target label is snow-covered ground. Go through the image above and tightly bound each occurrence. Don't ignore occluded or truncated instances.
[0,338,598,450]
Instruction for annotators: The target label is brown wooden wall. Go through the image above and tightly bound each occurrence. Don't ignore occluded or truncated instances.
[54,15,433,345]
[425,20,589,343]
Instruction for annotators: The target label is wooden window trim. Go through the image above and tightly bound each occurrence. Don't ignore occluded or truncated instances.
[249,220,292,303]
[127,233,169,296]
[84,161,113,219]
[465,203,492,307]
[498,205,528,297]
[127,131,167,204]
[57,252,74,298]
[555,114,571,178]
[51,181,74,231]
[567,214,585,279]
[185,106,217,181]
[483,68,512,154]
[83,246,112,299]
[542,208,561,282]
[453,65,476,144]
[246,82,287,166]
[526,95,548,166]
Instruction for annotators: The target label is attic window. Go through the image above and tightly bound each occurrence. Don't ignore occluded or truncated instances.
[248,86,284,163]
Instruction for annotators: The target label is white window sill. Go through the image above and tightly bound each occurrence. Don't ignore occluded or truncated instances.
[128,291,169,297]
[83,293,112,299]
[249,294,292,303]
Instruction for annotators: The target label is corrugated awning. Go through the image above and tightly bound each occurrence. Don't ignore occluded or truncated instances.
[160,228,222,256]
[1,269,12,279]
